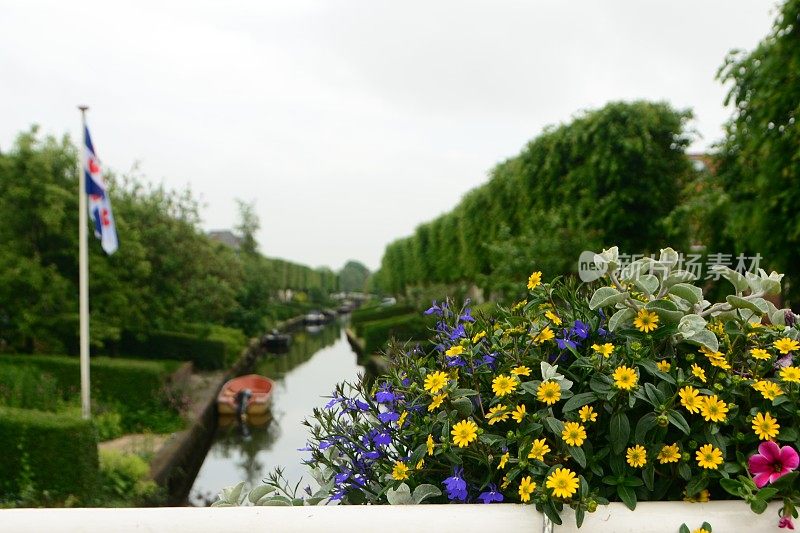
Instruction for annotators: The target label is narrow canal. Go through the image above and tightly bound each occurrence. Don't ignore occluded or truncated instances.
[188,322,364,506]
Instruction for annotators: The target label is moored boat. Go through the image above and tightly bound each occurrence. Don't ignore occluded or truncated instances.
[217,374,274,416]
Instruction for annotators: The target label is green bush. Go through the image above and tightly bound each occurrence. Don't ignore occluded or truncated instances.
[0,364,64,412]
[115,330,228,370]
[178,323,248,365]
[351,304,415,335]
[97,449,160,506]
[0,407,99,501]
[361,313,431,354]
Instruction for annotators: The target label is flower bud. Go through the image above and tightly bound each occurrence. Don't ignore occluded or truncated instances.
[657,415,669,427]
[506,430,515,439]
[587,500,598,513]
[685,354,695,362]
[688,440,698,449]
[714,383,724,392]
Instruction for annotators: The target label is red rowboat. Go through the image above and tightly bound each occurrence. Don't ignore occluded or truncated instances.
[217,374,274,416]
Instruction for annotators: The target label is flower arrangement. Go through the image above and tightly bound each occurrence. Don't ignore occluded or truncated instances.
[218,247,800,529]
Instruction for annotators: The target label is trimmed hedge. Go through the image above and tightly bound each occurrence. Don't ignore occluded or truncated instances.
[361,313,432,354]
[0,406,99,501]
[115,330,228,370]
[351,304,415,334]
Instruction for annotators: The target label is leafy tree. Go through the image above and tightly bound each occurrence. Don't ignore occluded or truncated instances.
[338,260,370,293]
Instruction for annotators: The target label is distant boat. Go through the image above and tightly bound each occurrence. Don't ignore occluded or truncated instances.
[261,330,291,352]
[217,374,274,416]
[304,311,327,324]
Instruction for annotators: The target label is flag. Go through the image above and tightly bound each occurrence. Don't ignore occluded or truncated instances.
[83,126,118,254]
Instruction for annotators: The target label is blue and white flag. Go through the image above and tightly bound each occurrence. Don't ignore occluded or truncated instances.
[83,126,118,254]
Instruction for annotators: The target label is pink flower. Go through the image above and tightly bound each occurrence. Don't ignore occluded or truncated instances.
[748,441,799,488]
[779,516,794,529]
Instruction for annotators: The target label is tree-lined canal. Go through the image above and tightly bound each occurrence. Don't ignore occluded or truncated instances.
[189,322,364,506]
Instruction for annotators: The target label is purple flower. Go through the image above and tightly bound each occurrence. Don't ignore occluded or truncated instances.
[324,395,341,409]
[459,308,475,323]
[375,387,396,404]
[450,324,467,341]
[443,467,468,501]
[378,411,400,423]
[572,320,590,340]
[447,357,466,368]
[297,443,313,451]
[477,485,503,504]
[481,353,497,368]
[363,450,381,460]
[779,516,794,529]
[373,432,392,446]
[749,441,799,488]
[318,440,333,450]
[776,354,794,369]
[354,399,370,411]
[556,337,577,350]
[334,470,351,484]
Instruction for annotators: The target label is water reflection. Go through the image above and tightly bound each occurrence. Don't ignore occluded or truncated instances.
[189,324,363,506]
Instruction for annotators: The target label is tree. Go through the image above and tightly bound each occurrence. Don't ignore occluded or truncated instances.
[235,199,260,255]
[338,261,370,293]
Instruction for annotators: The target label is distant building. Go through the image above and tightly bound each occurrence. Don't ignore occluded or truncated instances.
[687,153,717,174]
[208,230,243,250]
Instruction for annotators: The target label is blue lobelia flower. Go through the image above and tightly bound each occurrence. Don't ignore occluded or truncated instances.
[477,484,504,504]
[443,466,468,501]
[572,320,590,340]
[378,411,400,423]
[375,386,396,404]
[424,301,443,316]
[450,324,467,341]
[373,431,392,447]
[459,308,475,323]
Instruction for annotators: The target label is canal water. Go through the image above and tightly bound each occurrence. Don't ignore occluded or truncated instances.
[189,322,364,506]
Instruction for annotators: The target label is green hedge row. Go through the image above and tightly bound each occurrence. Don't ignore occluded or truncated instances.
[351,304,415,335]
[0,406,99,501]
[361,313,432,355]
[113,330,228,370]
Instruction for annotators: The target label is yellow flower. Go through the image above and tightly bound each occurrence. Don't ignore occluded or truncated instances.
[392,461,409,480]
[699,395,728,423]
[537,380,562,405]
[497,452,509,470]
[562,422,587,447]
[545,310,562,326]
[679,386,702,414]
[774,338,800,354]
[684,489,710,503]
[693,528,711,533]
[578,405,598,423]
[485,404,510,425]
[397,410,408,428]
[780,366,800,383]
[451,419,478,448]
[416,458,424,470]
[656,360,671,372]
[471,330,486,343]
[533,326,555,344]
[696,444,723,469]
[518,476,537,502]
[445,345,464,357]
[528,438,551,461]
[546,468,579,499]
[511,365,531,377]
[511,404,526,423]
[707,321,724,335]
[753,380,784,400]
[613,365,638,390]
[626,445,647,468]
[750,348,770,360]
[752,412,780,441]
[428,393,447,412]
[426,434,435,456]
[691,364,707,383]
[705,351,732,370]
[492,374,518,397]
[501,475,511,489]
[633,309,659,333]
[658,443,681,464]
[511,299,527,312]
[527,271,542,290]
[591,343,615,358]
[423,371,449,394]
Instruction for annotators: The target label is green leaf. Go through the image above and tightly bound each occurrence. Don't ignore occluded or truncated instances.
[643,464,655,491]
[575,508,585,528]
[412,484,442,504]
[711,265,749,292]
[767,471,798,491]
[726,295,769,315]
[479,433,506,447]
[750,497,768,514]
[589,374,613,395]
[248,485,276,503]
[542,499,563,525]
[667,410,691,435]
[519,381,539,395]
[679,525,691,533]
[645,299,683,323]
[544,416,565,437]
[590,287,629,310]
[569,446,587,468]
[617,485,637,510]
[634,274,659,295]
[609,308,636,332]
[677,313,707,337]
[685,475,708,496]
[452,397,473,417]
[756,487,779,502]
[643,383,665,406]
[386,483,413,505]
[634,412,658,442]
[669,283,703,305]
[683,329,719,352]
[451,388,479,398]
[719,477,742,497]
[561,392,598,413]
[609,412,630,454]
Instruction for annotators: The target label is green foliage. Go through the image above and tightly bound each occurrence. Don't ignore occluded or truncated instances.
[97,449,161,506]
[115,330,229,370]
[360,313,431,354]
[350,304,415,334]
[0,407,99,501]
[338,260,371,293]
[0,364,65,411]
[716,0,800,304]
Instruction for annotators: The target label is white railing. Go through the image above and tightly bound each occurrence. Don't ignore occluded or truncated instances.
[0,501,782,532]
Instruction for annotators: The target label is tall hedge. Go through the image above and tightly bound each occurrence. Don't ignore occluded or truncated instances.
[377,101,693,295]
[0,407,99,501]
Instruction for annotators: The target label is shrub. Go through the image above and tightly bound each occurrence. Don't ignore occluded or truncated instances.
[0,364,64,412]
[97,449,161,506]
[351,304,415,334]
[360,313,431,354]
[116,330,228,370]
[0,407,99,501]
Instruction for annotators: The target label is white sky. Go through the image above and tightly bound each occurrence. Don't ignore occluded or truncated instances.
[0,1,778,271]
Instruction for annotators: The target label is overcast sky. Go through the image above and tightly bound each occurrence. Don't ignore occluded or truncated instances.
[0,1,778,271]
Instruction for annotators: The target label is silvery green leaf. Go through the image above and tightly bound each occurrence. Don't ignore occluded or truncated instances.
[598,246,620,271]
[589,287,629,310]
[659,248,680,270]
[619,258,654,281]
[677,314,707,338]
[683,329,719,352]
[412,484,442,504]
[711,265,749,293]
[745,272,763,294]
[541,361,556,380]
[306,496,326,506]
[210,501,235,507]
[452,397,474,417]
[258,496,293,506]
[645,300,683,323]
[771,310,786,326]
[669,283,703,305]
[669,295,693,312]
[609,308,636,332]
[248,485,276,503]
[786,328,800,340]
[758,270,783,295]
[634,274,659,296]
[386,483,414,505]
[559,378,574,392]
[662,270,698,288]
[726,295,769,315]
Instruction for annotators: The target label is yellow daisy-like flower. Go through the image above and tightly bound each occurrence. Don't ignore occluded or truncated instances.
[684,489,710,503]
[658,443,681,464]
[774,338,800,354]
[426,434,435,456]
[591,343,615,358]
[528,438,551,461]
[545,310,562,326]
[656,360,671,372]
[696,444,723,470]
[626,445,647,468]
[492,374,518,397]
[546,468,579,499]
[485,404,510,425]
[397,410,408,428]
[562,421,587,447]
[753,380,784,400]
[423,371,449,394]
[613,365,638,390]
[578,405,598,423]
[392,461,409,480]
[527,271,542,290]
[471,330,486,343]
[428,393,447,412]
[511,404,526,423]
[511,365,532,377]
[693,528,711,533]
[750,348,770,360]
[451,419,478,448]
[533,326,555,344]
[705,351,732,370]
[779,366,800,383]
[537,380,562,405]
[518,476,537,502]
[679,386,702,414]
[497,452,509,470]
[691,364,707,383]
[699,395,728,423]
[445,345,464,357]
[511,299,528,312]
[501,475,511,489]
[633,309,660,333]
[752,412,780,441]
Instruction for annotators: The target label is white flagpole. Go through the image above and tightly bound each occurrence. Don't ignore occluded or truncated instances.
[78,105,91,420]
